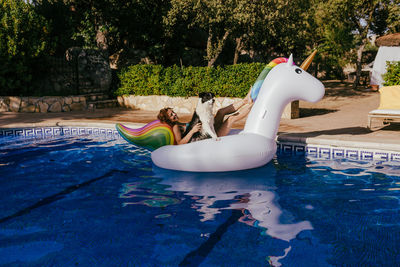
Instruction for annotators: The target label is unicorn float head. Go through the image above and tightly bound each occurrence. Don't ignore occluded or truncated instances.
[151,53,325,172]
[244,54,325,140]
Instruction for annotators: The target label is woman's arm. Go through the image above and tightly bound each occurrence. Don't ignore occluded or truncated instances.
[173,123,201,145]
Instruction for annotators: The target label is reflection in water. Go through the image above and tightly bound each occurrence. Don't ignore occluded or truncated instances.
[305,158,400,193]
[268,246,291,267]
[229,190,313,242]
[151,162,313,265]
[119,178,181,208]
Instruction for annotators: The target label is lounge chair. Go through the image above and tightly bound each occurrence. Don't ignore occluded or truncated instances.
[368,85,400,130]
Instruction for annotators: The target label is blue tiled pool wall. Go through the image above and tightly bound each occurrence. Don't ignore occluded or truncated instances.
[0,126,121,140]
[277,142,400,163]
[1,127,400,163]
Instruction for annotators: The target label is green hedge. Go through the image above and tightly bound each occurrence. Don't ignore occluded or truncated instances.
[383,61,400,86]
[115,63,265,98]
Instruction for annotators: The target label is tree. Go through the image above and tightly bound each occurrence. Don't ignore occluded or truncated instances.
[33,0,171,65]
[386,0,400,33]
[32,0,76,56]
[165,0,237,67]
[230,0,271,64]
[230,0,320,65]
[108,0,169,63]
[0,0,51,95]
[316,0,393,88]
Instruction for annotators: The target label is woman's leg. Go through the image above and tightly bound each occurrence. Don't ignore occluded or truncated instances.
[214,88,252,129]
[216,103,253,137]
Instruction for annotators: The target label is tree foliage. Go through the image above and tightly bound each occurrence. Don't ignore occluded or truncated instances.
[2,0,400,96]
[0,0,51,95]
[315,0,395,84]
[386,0,400,33]
[165,0,237,66]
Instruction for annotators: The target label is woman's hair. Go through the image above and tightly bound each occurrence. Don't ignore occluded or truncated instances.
[157,107,174,126]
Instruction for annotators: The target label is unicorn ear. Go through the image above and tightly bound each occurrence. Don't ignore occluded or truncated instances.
[287,54,294,67]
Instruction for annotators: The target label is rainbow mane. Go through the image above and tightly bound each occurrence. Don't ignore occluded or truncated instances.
[116,120,175,151]
[250,57,289,101]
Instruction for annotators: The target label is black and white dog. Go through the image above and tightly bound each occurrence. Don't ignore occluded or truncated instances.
[184,92,218,142]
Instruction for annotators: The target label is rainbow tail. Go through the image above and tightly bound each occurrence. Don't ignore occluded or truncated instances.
[250,57,289,101]
[116,120,175,151]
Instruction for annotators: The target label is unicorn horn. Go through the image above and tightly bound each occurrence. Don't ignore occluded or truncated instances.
[287,54,294,67]
[300,50,317,71]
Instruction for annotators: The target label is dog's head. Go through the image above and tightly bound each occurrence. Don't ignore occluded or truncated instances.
[199,92,215,104]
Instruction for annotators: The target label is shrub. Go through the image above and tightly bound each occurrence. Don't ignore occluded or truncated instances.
[115,63,265,98]
[383,61,400,86]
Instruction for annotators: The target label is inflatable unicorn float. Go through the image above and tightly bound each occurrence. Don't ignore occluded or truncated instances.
[117,52,324,172]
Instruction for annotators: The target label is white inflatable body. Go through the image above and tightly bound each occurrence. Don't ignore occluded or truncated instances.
[151,55,325,172]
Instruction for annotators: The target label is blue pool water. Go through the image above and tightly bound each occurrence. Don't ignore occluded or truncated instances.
[0,135,399,266]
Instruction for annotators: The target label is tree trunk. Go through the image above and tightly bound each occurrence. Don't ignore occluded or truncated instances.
[352,3,375,89]
[206,27,230,67]
[233,37,243,65]
[352,41,366,89]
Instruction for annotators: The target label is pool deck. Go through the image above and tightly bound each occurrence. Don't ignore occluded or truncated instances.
[1,81,399,152]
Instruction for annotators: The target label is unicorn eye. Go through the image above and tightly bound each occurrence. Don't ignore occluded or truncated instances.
[295,68,302,74]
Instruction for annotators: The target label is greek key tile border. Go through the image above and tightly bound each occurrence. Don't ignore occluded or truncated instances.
[277,142,400,163]
[0,127,122,140]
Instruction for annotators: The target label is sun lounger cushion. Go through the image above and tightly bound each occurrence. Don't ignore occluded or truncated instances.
[368,85,400,129]
[377,85,400,110]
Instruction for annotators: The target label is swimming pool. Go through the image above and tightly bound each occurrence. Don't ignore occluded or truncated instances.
[0,133,399,266]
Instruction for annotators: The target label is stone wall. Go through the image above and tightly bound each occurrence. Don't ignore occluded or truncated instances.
[0,94,298,119]
[0,96,86,113]
[117,95,240,114]
[117,95,299,119]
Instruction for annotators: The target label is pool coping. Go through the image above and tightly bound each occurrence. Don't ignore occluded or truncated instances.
[1,121,400,163]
